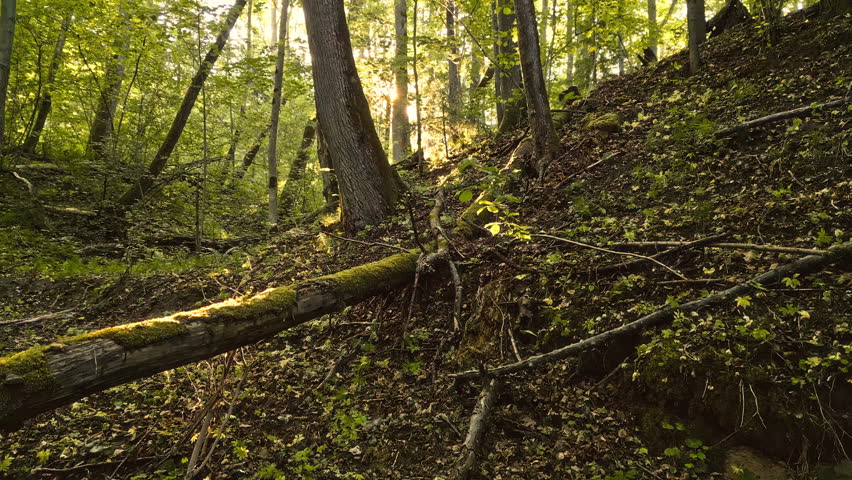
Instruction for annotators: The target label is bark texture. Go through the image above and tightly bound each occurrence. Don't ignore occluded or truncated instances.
[303,0,398,233]
[514,0,555,176]
[0,252,419,429]
[21,12,70,155]
[87,10,128,162]
[686,0,707,74]
[391,0,411,163]
[446,2,462,120]
[267,0,289,225]
[117,0,246,209]
[0,0,16,154]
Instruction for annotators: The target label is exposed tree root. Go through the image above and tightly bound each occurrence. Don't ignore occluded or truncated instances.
[452,241,852,382]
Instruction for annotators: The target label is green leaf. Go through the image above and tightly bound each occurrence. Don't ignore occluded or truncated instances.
[664,447,681,457]
[458,190,473,203]
[685,438,704,449]
[486,223,501,235]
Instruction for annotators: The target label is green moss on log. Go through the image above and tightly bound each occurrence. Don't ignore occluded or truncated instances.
[201,286,297,321]
[66,319,189,349]
[312,252,418,298]
[0,346,55,419]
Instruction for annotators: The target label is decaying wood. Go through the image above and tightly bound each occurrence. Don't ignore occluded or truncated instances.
[0,251,420,429]
[452,241,852,382]
[455,378,499,480]
[608,240,826,256]
[716,98,848,137]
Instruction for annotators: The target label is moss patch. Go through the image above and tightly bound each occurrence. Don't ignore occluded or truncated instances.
[199,286,297,321]
[0,346,55,419]
[312,252,418,298]
[67,319,189,349]
[584,112,623,133]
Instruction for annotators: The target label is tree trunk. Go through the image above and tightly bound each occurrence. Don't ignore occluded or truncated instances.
[87,52,126,162]
[446,2,462,121]
[514,0,555,177]
[21,12,70,155]
[117,0,246,209]
[0,0,16,156]
[303,0,399,234]
[497,0,525,134]
[315,122,338,208]
[391,0,411,163]
[566,1,574,86]
[0,252,420,430]
[686,0,706,74]
[278,121,316,217]
[491,1,503,124]
[648,0,658,56]
[267,0,289,225]
[233,125,268,181]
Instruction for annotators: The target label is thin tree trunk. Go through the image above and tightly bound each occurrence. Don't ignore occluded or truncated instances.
[117,0,247,209]
[446,1,462,121]
[233,125,268,180]
[545,0,556,89]
[0,0,16,156]
[268,0,288,225]
[491,1,503,124]
[497,0,525,133]
[21,12,70,155]
[391,0,411,163]
[514,0,555,176]
[566,1,574,86]
[303,0,399,233]
[270,0,278,46]
[413,0,424,169]
[88,48,126,162]
[278,121,316,217]
[648,0,658,56]
[687,0,706,73]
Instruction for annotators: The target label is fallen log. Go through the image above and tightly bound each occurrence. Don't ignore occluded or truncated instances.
[452,241,852,382]
[716,98,848,137]
[0,251,419,429]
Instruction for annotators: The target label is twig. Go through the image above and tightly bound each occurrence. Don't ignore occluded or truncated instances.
[594,233,729,276]
[533,233,687,280]
[32,457,159,474]
[324,232,409,253]
[0,308,76,326]
[659,278,730,286]
[452,242,852,381]
[716,98,848,137]
[455,379,499,480]
[553,154,611,190]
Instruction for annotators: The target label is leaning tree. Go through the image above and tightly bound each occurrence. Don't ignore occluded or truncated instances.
[303,0,399,233]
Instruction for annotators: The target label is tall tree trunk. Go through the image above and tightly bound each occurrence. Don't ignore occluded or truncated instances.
[545,0,556,89]
[270,0,278,46]
[117,0,247,209]
[21,12,71,155]
[303,0,399,234]
[315,122,338,208]
[514,0,555,177]
[391,0,411,163]
[278,121,316,217]
[686,0,706,73]
[566,1,574,86]
[233,125,268,180]
[497,0,525,134]
[413,0,423,167]
[648,0,658,56]
[267,0,289,225]
[491,1,503,124]
[88,51,125,162]
[0,0,16,156]
[446,2,462,122]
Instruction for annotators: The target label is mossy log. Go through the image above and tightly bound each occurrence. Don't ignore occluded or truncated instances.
[0,252,419,430]
[453,242,852,381]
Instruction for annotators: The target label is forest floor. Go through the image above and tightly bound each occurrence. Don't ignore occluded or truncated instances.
[1,12,851,480]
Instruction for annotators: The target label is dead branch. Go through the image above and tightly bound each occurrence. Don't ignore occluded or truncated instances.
[592,233,728,276]
[716,98,848,137]
[0,308,77,326]
[324,232,409,253]
[533,233,688,280]
[455,378,499,480]
[452,241,852,382]
[608,240,826,256]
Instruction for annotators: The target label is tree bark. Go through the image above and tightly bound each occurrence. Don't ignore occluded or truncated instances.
[391,0,411,163]
[514,0,555,177]
[648,0,658,56]
[21,12,70,155]
[496,0,525,133]
[686,0,706,74]
[566,1,574,85]
[278,121,316,217]
[267,0,289,225]
[0,0,16,156]
[316,122,338,208]
[117,0,247,209]
[446,2,462,121]
[0,252,420,429]
[87,9,128,162]
[491,1,503,124]
[303,0,398,234]
[233,125,269,181]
